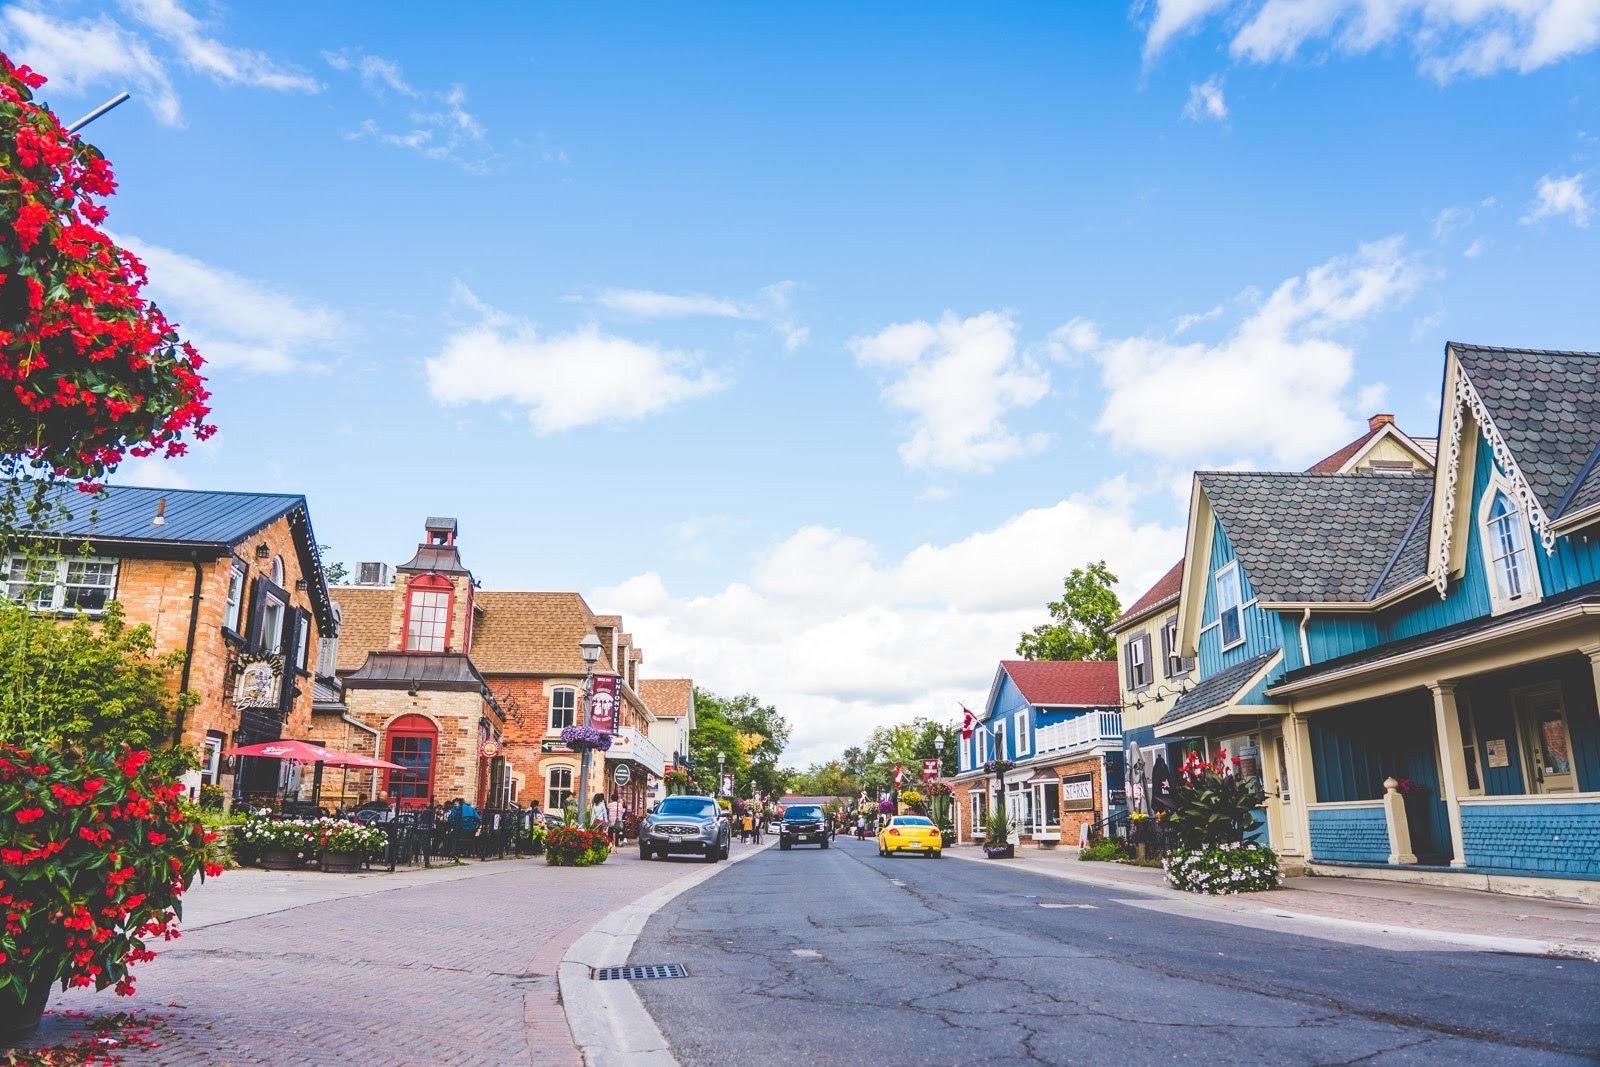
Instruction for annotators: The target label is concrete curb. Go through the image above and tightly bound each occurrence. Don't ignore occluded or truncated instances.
[559,842,773,1066]
[945,847,1600,960]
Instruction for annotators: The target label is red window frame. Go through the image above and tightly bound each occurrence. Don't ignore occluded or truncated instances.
[385,714,438,809]
[404,574,454,653]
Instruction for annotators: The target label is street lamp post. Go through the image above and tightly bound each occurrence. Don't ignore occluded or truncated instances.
[933,736,946,832]
[716,751,726,797]
[577,633,602,827]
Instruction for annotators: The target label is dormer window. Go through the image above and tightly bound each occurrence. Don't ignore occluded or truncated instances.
[1480,480,1542,615]
[404,574,454,652]
[1215,562,1245,649]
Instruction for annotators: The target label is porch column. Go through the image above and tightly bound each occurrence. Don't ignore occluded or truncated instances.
[1428,682,1469,868]
[1581,643,1600,716]
[1286,712,1317,857]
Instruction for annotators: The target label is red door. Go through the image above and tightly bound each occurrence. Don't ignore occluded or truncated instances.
[385,714,438,809]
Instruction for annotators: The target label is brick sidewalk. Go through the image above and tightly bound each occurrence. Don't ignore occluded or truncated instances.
[25,848,736,1065]
[949,844,1600,956]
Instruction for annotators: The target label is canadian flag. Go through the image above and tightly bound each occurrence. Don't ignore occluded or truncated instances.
[960,705,978,740]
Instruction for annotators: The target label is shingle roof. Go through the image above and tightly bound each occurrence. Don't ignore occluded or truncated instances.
[1112,561,1183,630]
[1001,660,1120,708]
[331,586,398,673]
[1452,344,1600,519]
[1199,470,1435,603]
[1372,489,1434,598]
[639,678,694,718]
[469,591,612,675]
[1159,651,1277,727]
[1306,428,1380,474]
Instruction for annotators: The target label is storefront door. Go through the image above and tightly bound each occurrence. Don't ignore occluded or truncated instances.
[1515,684,1578,793]
[1262,728,1299,853]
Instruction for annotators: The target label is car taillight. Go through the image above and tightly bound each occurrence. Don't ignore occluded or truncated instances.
[888,828,900,836]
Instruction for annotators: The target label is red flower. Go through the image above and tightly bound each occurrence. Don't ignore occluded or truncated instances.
[15,805,44,823]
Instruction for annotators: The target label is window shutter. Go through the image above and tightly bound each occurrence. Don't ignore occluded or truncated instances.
[1141,634,1153,686]
[246,576,266,651]
[279,609,305,710]
[1160,624,1172,679]
[1124,643,1134,690]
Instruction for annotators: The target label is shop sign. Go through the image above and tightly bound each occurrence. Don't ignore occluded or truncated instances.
[589,674,619,734]
[481,740,501,759]
[234,654,283,709]
[614,764,632,786]
[1061,773,1095,811]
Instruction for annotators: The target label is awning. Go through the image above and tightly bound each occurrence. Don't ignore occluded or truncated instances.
[1154,651,1284,738]
[1026,770,1058,785]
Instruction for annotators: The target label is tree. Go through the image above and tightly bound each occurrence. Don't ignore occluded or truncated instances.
[787,759,855,799]
[318,544,348,586]
[687,689,791,800]
[1016,560,1121,661]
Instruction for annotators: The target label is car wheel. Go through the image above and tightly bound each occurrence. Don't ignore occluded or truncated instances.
[932,851,942,859]
[780,840,791,850]
[704,845,719,864]
[639,845,652,861]
[820,838,829,849]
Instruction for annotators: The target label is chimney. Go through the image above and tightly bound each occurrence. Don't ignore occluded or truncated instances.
[1368,414,1395,432]
[151,497,167,526]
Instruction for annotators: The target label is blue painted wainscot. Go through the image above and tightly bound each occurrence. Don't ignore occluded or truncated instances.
[1307,803,1389,864]
[1459,799,1600,878]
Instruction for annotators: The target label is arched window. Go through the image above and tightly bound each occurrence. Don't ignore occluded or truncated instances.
[549,686,578,731]
[546,765,574,812]
[269,555,285,587]
[1480,480,1542,614]
[385,714,438,809]
[405,574,454,652]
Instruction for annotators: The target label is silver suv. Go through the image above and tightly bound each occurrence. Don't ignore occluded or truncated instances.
[640,795,730,863]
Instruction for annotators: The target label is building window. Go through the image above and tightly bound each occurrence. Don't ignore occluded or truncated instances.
[1457,694,1483,795]
[404,575,453,653]
[1481,484,1542,614]
[3,555,118,612]
[1215,562,1244,649]
[970,789,987,835]
[1012,711,1030,757]
[550,687,578,730]
[1161,616,1188,677]
[1127,633,1151,689]
[295,614,310,671]
[225,562,246,632]
[259,593,285,654]
[1031,780,1060,835]
[547,765,575,812]
[269,556,285,586]
[385,714,438,808]
[200,731,224,786]
[993,722,1006,762]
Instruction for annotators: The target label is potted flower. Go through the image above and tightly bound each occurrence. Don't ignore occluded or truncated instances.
[983,807,1015,859]
[560,725,614,754]
[1161,749,1280,894]
[545,826,610,867]
[238,814,317,869]
[0,745,217,1040]
[898,788,925,815]
[312,817,386,872]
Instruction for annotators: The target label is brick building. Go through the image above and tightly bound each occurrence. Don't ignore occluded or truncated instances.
[313,517,670,813]
[7,484,338,802]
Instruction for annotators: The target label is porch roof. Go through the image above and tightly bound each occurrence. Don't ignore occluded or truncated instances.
[1155,652,1281,737]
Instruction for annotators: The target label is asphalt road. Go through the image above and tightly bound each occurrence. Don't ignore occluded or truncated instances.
[630,836,1600,1066]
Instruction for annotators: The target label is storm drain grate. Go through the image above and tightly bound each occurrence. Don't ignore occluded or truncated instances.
[593,963,689,981]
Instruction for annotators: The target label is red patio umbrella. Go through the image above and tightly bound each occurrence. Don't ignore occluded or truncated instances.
[225,740,402,806]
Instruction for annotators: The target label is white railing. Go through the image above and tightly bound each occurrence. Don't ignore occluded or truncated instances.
[609,726,669,777]
[1033,711,1122,756]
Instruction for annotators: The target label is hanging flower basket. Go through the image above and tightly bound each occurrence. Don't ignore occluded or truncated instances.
[560,725,613,753]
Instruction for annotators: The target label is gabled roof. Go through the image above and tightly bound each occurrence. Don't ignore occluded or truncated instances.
[1111,561,1182,631]
[397,543,470,575]
[331,586,397,673]
[469,590,612,675]
[1306,427,1381,474]
[1453,344,1600,521]
[1198,470,1435,603]
[1000,660,1120,708]
[639,678,693,718]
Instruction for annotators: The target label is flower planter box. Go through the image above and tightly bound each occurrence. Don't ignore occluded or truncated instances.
[0,974,54,1043]
[320,850,363,873]
[983,844,1015,859]
[257,847,305,870]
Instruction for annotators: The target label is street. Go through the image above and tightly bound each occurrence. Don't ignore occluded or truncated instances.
[632,836,1600,1066]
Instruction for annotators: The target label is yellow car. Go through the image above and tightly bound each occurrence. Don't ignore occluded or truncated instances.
[877,815,943,858]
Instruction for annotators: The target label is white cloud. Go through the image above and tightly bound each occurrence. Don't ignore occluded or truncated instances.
[917,486,953,503]
[852,311,1052,474]
[0,0,313,124]
[119,236,344,373]
[122,0,318,92]
[425,286,729,432]
[0,6,179,124]
[327,51,489,171]
[1183,76,1228,121]
[1521,173,1592,227]
[1464,238,1486,258]
[591,281,809,351]
[1089,237,1425,465]
[108,455,191,489]
[1143,0,1600,81]
[595,483,1182,765]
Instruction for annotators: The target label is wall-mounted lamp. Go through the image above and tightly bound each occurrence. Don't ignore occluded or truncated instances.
[295,579,308,591]
[255,544,271,560]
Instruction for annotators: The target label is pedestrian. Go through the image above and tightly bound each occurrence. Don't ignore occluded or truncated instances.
[607,792,624,847]
[590,792,608,831]
[856,813,865,840]
[752,812,762,844]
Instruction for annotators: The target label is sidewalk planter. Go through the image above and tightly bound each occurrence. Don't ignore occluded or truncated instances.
[1164,843,1281,894]
[545,826,611,867]
[983,843,1015,859]
[0,974,55,1043]
[257,847,306,870]
[320,850,363,873]
[239,816,385,872]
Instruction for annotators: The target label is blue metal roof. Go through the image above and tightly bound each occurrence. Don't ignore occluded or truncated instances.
[33,484,303,546]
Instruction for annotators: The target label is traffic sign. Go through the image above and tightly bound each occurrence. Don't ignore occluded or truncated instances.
[613,764,631,786]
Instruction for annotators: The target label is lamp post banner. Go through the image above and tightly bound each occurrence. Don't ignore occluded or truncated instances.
[589,674,619,734]
[922,758,940,783]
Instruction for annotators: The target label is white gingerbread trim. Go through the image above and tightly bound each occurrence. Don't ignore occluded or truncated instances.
[1431,370,1555,598]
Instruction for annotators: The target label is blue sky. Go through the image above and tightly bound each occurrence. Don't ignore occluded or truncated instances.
[5,1,1598,763]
